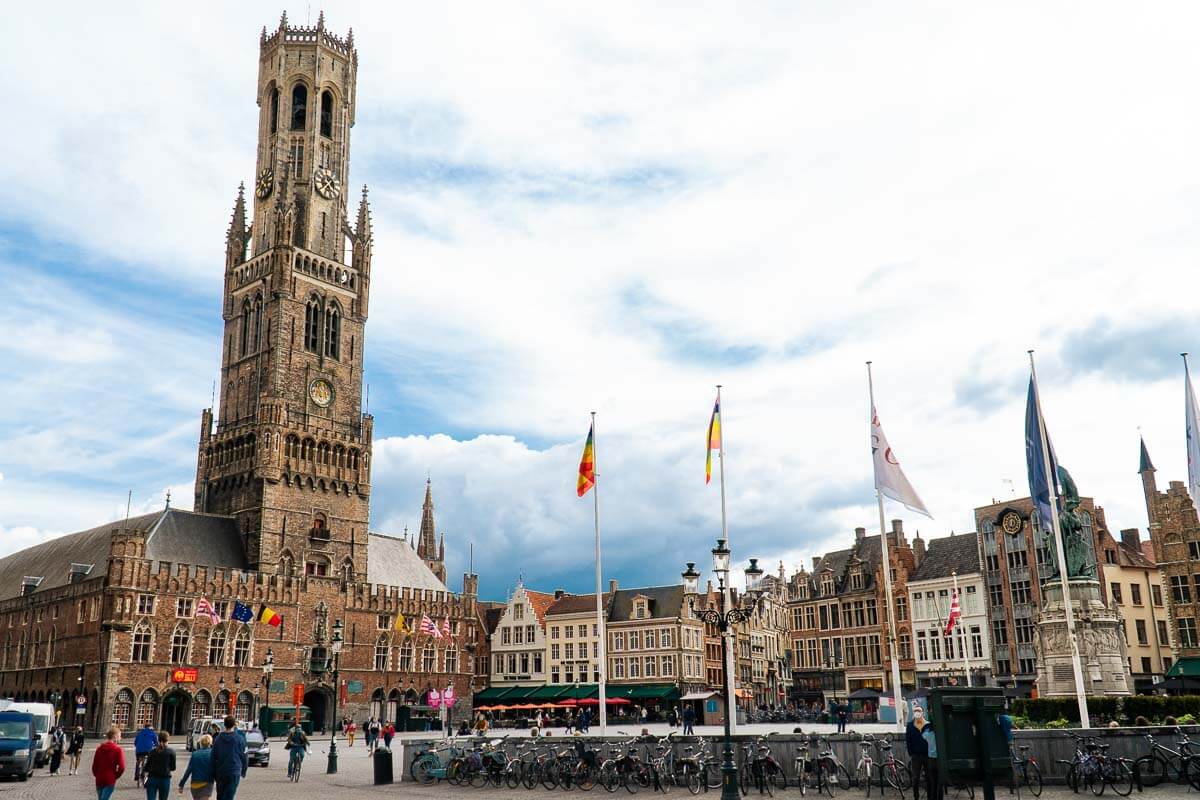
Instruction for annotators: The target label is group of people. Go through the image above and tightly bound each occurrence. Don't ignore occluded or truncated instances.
[339,715,395,752]
[40,723,86,775]
[93,716,249,800]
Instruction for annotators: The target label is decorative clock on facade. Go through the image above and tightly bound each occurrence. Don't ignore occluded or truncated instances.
[255,166,274,200]
[1001,510,1023,534]
[308,378,334,407]
[313,167,341,199]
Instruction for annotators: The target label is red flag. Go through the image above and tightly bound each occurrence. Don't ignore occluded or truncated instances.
[944,589,961,636]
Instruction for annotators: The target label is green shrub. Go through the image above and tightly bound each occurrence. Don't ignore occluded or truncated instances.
[1045,718,1071,729]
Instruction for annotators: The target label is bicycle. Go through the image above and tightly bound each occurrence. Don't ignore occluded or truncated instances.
[133,752,149,788]
[409,738,466,784]
[873,738,911,796]
[1134,727,1200,788]
[288,748,304,782]
[852,736,877,792]
[1010,743,1042,798]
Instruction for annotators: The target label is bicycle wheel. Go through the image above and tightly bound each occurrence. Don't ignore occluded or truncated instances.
[888,763,912,792]
[832,763,851,791]
[704,762,723,790]
[541,762,560,790]
[1089,764,1107,797]
[768,767,786,793]
[798,765,808,797]
[505,765,522,789]
[601,764,620,793]
[523,763,540,790]
[412,756,437,785]
[1024,761,1042,797]
[739,764,750,796]
[469,766,488,788]
[446,757,465,785]
[578,763,598,791]
[1185,756,1200,791]
[1134,754,1166,787]
[624,768,642,794]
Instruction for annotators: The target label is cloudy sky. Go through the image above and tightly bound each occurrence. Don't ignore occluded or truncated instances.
[2,2,1198,600]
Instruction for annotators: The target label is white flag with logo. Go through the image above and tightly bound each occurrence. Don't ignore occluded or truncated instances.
[871,406,932,518]
[1187,363,1200,505]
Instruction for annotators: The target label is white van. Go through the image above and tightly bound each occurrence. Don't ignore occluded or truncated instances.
[2,702,54,767]
[186,718,222,752]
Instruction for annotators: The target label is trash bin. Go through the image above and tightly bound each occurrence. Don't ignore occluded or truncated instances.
[929,687,1009,799]
[373,748,394,785]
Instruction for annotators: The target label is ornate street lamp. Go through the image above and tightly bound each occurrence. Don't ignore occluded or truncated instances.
[326,620,345,774]
[682,542,765,800]
[261,648,274,733]
[218,677,228,718]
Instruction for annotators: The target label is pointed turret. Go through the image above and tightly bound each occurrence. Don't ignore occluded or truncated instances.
[279,10,288,31]
[1139,435,1155,474]
[226,183,248,267]
[418,479,437,559]
[1140,434,1159,526]
[317,9,326,30]
[354,185,373,247]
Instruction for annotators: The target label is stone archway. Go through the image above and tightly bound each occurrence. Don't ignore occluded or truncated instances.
[303,688,331,734]
[161,690,192,736]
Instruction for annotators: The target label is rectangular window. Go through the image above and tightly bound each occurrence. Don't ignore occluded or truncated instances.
[565,643,574,659]
[377,614,390,630]
[1015,617,1035,644]
[551,668,560,683]
[138,595,155,616]
[1190,541,1200,560]
[551,644,560,660]
[895,597,907,621]
[501,627,511,645]
[507,653,516,673]
[930,635,941,660]
[514,604,524,620]
[917,632,928,661]
[1136,619,1148,645]
[629,658,641,678]
[612,632,624,651]
[830,603,841,629]
[996,658,1011,675]
[1141,656,1152,674]
[662,629,673,648]
[989,583,1004,608]
[644,630,656,649]
[291,141,304,177]
[992,619,1008,646]
[1110,583,1123,604]
[1172,575,1192,603]
[578,624,587,638]
[629,631,640,650]
[1158,619,1169,643]
[805,607,816,629]
[645,656,656,677]
[1153,585,1164,606]
[1131,584,1142,605]
[176,598,193,618]
[1010,580,1031,605]
[614,658,625,678]
[818,606,828,630]
[986,554,1001,572]
[551,626,559,640]
[970,625,983,659]
[526,624,536,642]
[513,627,523,645]
[519,652,529,673]
[1018,657,1037,675]
[964,585,979,614]
[1007,549,1028,569]
[1180,618,1198,648]
[533,653,542,673]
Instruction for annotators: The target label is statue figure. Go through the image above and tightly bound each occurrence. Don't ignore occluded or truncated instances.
[1043,466,1097,581]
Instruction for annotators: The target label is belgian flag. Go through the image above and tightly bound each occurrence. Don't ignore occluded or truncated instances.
[257,604,282,628]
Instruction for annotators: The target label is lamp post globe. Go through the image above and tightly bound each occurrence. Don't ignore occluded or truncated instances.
[327,620,344,774]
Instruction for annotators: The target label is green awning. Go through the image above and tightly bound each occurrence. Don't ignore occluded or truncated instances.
[526,686,571,701]
[564,684,599,699]
[473,687,511,702]
[1167,658,1200,678]
[625,684,680,700]
[498,686,538,701]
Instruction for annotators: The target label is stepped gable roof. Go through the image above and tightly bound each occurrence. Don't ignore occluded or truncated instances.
[608,585,685,622]
[0,509,248,602]
[367,532,449,592]
[908,533,980,582]
[522,589,557,624]
[545,592,611,616]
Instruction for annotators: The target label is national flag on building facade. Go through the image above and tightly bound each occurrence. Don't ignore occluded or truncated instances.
[231,601,254,623]
[944,589,961,635]
[257,605,282,628]
[441,616,452,639]
[871,406,931,517]
[706,397,721,484]
[420,614,441,638]
[394,613,411,635]
[195,598,220,625]
[577,423,596,497]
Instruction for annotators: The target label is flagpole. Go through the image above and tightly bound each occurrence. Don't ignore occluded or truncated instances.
[952,571,970,685]
[716,385,738,734]
[1029,351,1090,728]
[592,411,608,736]
[866,362,907,732]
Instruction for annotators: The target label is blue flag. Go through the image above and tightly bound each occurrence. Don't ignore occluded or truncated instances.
[1024,374,1059,532]
[231,601,254,623]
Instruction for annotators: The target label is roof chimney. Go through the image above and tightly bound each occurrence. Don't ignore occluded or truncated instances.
[609,579,618,594]
[891,519,905,545]
[855,527,866,541]
[554,588,566,600]
[912,535,926,566]
[1120,528,1141,550]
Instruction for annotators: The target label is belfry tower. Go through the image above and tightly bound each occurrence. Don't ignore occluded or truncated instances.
[194,13,375,580]
[417,480,448,584]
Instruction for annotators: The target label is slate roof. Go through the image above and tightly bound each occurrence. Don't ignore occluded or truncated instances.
[908,533,981,582]
[608,585,685,622]
[481,604,505,635]
[0,509,248,602]
[808,535,882,597]
[366,533,450,592]
[545,592,611,616]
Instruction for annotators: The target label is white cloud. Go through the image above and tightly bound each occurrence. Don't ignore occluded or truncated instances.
[2,3,1197,596]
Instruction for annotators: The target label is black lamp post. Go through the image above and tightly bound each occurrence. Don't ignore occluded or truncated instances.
[682,540,765,800]
[218,677,229,718]
[261,648,274,733]
[326,620,344,775]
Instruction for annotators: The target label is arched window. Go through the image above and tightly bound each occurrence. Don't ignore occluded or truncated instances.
[208,625,226,666]
[323,303,340,360]
[193,689,212,720]
[310,513,329,541]
[252,294,263,351]
[132,621,152,662]
[375,635,390,671]
[171,623,190,664]
[320,90,334,138]
[236,690,254,724]
[304,299,320,352]
[398,640,413,671]
[292,195,307,248]
[239,298,251,357]
[137,689,159,728]
[232,626,251,667]
[290,83,307,131]
[280,550,294,576]
[269,86,280,134]
[112,688,134,728]
[341,559,354,583]
[216,689,230,716]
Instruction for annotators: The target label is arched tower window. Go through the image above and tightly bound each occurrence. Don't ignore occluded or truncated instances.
[239,299,251,357]
[233,626,251,667]
[290,83,307,131]
[398,640,413,671]
[324,303,341,360]
[304,299,320,352]
[208,625,226,666]
[292,196,307,248]
[269,86,280,135]
[374,635,390,671]
[132,620,152,662]
[171,622,191,664]
[320,90,334,138]
[252,294,263,351]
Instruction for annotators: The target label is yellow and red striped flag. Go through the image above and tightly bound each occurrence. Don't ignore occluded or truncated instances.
[705,397,722,484]
[577,422,596,497]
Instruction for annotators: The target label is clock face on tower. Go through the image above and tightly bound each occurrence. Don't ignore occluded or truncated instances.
[309,378,334,408]
[256,166,274,200]
[314,167,341,199]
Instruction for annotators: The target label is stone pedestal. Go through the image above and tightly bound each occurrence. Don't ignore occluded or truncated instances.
[1036,579,1131,697]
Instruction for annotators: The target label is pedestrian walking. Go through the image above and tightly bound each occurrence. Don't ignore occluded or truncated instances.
[142,730,175,800]
[906,705,938,800]
[370,717,382,750]
[178,734,215,799]
[383,721,395,750]
[48,725,65,775]
[345,719,356,748]
[682,705,696,736]
[67,725,85,775]
[91,725,126,800]
[210,716,248,800]
[836,703,848,734]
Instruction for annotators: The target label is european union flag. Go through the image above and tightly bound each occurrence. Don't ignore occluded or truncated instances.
[231,601,254,623]
[1024,373,1059,532]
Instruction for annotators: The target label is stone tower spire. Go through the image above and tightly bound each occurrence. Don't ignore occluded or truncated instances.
[1139,434,1158,525]
[419,479,437,559]
[225,183,248,268]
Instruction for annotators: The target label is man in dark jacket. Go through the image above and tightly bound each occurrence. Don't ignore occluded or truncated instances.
[906,705,937,800]
[210,716,247,800]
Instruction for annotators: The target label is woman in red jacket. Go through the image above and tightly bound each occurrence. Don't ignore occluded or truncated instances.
[92,726,126,800]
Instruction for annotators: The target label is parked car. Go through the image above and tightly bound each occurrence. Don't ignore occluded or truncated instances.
[186,718,222,752]
[246,729,270,767]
